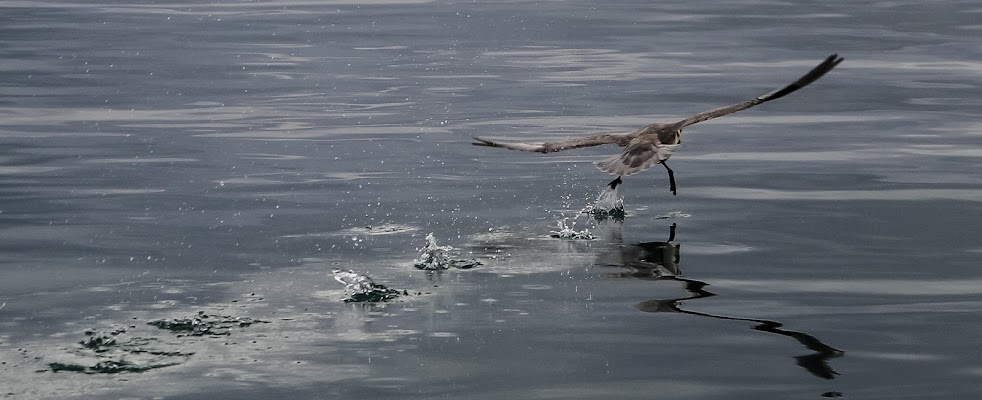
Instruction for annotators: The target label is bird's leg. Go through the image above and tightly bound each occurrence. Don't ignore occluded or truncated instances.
[607,176,623,190]
[661,162,677,195]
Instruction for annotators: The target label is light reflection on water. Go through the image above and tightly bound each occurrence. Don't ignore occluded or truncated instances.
[2,0,982,398]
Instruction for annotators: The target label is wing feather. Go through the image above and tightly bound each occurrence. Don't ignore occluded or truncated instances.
[473,133,634,154]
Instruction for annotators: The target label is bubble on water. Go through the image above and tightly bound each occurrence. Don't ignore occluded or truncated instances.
[656,211,692,219]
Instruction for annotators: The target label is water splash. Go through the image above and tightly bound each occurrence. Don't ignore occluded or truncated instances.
[414,233,454,269]
[583,177,625,220]
[147,311,268,337]
[550,218,595,240]
[332,269,402,302]
[414,233,482,270]
[46,329,193,374]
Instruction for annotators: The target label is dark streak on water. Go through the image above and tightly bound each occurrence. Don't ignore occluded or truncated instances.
[2,0,982,399]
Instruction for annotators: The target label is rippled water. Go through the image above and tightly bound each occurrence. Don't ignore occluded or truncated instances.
[2,0,982,398]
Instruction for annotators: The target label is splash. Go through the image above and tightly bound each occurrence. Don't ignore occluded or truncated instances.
[46,329,193,374]
[414,233,454,269]
[147,311,268,337]
[583,177,625,220]
[413,233,482,270]
[550,218,595,240]
[44,308,270,375]
[332,269,403,302]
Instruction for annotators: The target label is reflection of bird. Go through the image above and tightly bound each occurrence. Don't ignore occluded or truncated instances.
[474,54,844,195]
[601,224,844,381]
[636,291,845,380]
[601,223,680,278]
[635,292,845,379]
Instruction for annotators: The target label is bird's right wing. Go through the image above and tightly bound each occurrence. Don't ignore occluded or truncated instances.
[473,133,635,154]
[671,54,844,129]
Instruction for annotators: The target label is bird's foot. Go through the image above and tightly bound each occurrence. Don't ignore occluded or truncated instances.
[608,176,623,190]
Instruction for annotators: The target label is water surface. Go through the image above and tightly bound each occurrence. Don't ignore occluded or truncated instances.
[2,0,982,398]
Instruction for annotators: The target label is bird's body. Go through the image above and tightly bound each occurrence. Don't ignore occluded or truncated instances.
[474,54,844,195]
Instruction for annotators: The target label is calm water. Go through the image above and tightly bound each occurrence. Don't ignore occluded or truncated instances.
[2,0,982,398]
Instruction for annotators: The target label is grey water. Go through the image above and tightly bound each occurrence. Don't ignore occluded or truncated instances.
[2,0,982,398]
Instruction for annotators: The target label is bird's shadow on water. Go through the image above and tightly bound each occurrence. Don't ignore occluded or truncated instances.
[594,221,845,382]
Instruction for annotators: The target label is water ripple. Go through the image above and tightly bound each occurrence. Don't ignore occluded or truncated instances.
[686,187,982,202]
[714,278,982,296]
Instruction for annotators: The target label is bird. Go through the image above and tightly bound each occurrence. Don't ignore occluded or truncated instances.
[473,54,844,195]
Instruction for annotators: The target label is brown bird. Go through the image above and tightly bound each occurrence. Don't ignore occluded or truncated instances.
[473,54,844,195]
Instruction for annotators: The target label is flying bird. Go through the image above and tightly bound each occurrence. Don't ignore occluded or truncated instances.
[473,54,844,195]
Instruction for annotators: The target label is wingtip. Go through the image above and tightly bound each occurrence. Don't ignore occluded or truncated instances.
[472,137,496,147]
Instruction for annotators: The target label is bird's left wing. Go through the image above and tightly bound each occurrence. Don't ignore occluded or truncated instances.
[473,133,634,154]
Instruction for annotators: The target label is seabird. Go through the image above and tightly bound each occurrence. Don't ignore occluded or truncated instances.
[474,54,844,195]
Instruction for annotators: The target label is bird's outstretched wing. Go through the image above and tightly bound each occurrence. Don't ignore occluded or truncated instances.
[473,132,635,154]
[672,54,844,129]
